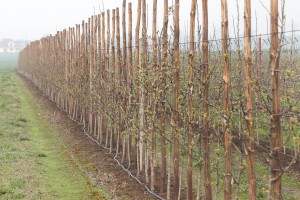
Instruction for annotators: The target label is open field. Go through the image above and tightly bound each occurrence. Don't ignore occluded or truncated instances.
[0,53,18,68]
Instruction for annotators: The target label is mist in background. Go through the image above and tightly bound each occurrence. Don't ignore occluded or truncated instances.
[0,0,299,42]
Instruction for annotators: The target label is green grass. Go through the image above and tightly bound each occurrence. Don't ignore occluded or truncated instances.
[0,67,108,200]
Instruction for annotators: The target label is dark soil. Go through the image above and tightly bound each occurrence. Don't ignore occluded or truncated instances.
[254,139,300,177]
[19,74,156,200]
[231,135,300,178]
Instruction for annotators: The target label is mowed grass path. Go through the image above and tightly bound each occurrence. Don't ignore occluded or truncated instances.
[0,67,107,200]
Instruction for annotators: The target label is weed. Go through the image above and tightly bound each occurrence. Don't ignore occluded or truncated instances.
[10,179,25,189]
[37,153,47,157]
[19,137,30,141]
[18,117,28,123]
[0,188,8,196]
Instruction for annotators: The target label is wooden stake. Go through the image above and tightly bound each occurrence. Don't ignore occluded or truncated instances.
[221,0,232,199]
[160,0,168,194]
[187,1,196,199]
[141,0,148,182]
[151,0,158,192]
[134,0,141,173]
[128,2,133,169]
[106,9,111,148]
[116,7,121,156]
[202,0,212,199]
[244,0,257,199]
[173,0,180,198]
[110,9,116,154]
[270,0,282,199]
[121,0,127,164]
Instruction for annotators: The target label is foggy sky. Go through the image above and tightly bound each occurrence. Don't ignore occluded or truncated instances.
[0,0,299,41]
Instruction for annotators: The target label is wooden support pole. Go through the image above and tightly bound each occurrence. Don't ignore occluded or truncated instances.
[270,0,282,199]
[202,0,212,199]
[160,0,168,194]
[151,0,158,192]
[121,0,127,164]
[106,9,111,148]
[128,2,133,169]
[134,0,141,173]
[221,0,232,199]
[187,0,196,199]
[244,0,257,199]
[173,0,180,198]
[110,9,116,154]
[116,7,121,156]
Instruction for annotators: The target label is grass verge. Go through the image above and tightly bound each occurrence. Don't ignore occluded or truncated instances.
[0,67,108,200]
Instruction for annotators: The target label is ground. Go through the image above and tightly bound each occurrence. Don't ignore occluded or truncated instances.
[0,68,155,200]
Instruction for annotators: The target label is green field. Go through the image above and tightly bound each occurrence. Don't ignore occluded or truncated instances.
[0,53,18,68]
[0,66,108,199]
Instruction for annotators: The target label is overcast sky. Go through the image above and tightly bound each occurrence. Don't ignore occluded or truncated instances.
[0,0,299,41]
